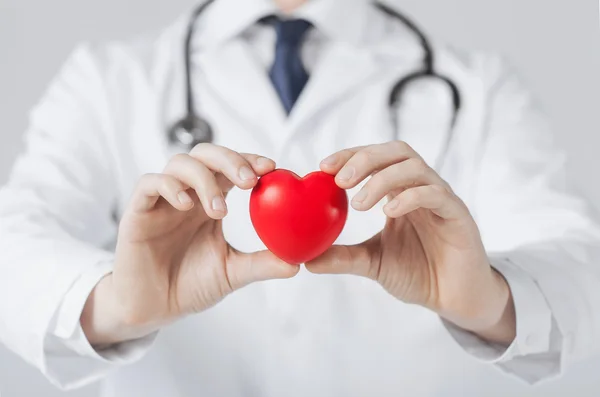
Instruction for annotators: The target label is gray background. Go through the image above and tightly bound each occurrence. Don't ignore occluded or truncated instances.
[0,0,599,396]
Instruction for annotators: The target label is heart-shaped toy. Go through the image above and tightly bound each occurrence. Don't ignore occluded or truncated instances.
[249,169,348,265]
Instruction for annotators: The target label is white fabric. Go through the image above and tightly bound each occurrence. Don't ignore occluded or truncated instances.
[1,0,600,395]
[44,260,159,389]
[242,18,324,73]
[443,256,554,380]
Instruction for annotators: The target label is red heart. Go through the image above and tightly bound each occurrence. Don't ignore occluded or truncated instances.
[250,169,348,265]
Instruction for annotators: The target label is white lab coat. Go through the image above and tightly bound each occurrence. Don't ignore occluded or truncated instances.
[1,0,600,396]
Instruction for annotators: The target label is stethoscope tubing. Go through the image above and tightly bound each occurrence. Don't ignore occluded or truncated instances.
[169,0,462,171]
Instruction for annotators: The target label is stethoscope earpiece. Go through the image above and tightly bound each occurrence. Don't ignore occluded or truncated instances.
[168,115,214,149]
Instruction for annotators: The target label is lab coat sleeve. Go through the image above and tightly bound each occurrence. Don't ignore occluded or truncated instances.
[0,44,154,390]
[442,55,600,384]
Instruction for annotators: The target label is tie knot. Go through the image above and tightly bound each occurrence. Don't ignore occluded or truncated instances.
[273,18,312,47]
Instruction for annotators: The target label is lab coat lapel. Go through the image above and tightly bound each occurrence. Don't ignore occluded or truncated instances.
[395,76,456,172]
[288,43,378,132]
[196,38,287,145]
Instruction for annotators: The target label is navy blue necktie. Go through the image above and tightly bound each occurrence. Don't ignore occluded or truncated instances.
[268,18,312,114]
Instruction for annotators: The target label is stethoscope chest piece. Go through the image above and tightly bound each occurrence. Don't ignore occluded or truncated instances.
[168,115,214,149]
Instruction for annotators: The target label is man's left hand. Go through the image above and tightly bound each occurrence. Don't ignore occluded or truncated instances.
[306,141,516,345]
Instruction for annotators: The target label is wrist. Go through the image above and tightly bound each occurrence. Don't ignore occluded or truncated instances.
[80,274,160,347]
[438,267,516,345]
[471,269,516,345]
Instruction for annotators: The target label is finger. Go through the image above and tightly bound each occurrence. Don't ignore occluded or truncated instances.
[305,237,379,279]
[319,145,366,173]
[190,144,276,190]
[226,249,300,290]
[240,153,277,176]
[215,154,276,194]
[383,185,468,220]
[319,141,424,189]
[164,154,227,219]
[351,158,446,211]
[129,173,195,213]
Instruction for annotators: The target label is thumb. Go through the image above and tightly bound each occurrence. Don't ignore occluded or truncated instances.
[305,237,379,279]
[226,249,300,290]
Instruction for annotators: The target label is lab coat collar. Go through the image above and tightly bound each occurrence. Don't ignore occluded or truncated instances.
[294,0,372,47]
[192,0,376,51]
[192,0,276,51]
[188,0,425,154]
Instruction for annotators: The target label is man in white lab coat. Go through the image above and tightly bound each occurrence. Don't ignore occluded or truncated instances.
[1,0,600,396]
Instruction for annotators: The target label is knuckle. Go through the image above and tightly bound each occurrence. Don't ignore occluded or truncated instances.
[368,171,386,191]
[210,147,246,169]
[230,153,249,167]
[408,158,429,177]
[430,185,453,202]
[431,184,450,196]
[171,153,189,163]
[386,163,410,186]
[390,140,410,153]
[405,188,422,202]
[385,163,402,179]
[239,153,256,161]
[159,176,177,193]
[165,153,189,170]
[354,149,375,167]
[337,149,354,163]
[202,175,221,192]
[414,157,428,169]
[190,142,214,155]
[138,173,159,186]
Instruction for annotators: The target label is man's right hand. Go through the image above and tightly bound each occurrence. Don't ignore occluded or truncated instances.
[81,144,298,346]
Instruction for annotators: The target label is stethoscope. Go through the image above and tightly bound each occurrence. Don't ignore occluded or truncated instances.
[168,0,462,170]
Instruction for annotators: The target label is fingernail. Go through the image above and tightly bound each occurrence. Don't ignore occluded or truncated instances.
[321,155,337,166]
[337,166,355,181]
[352,189,368,204]
[386,199,400,210]
[178,191,192,205]
[212,196,227,212]
[256,157,272,166]
[239,166,255,181]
